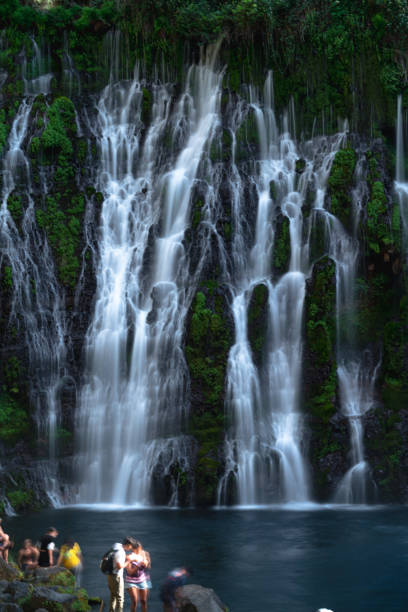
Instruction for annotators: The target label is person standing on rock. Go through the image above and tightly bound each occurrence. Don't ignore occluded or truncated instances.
[159,567,192,612]
[38,526,58,567]
[57,536,83,587]
[106,540,128,612]
[124,538,152,612]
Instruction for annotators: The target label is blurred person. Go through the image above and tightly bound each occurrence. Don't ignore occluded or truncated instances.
[159,566,192,612]
[57,536,83,587]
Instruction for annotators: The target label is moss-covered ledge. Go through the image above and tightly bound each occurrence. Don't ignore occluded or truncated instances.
[185,284,233,505]
[304,257,347,499]
[0,559,100,611]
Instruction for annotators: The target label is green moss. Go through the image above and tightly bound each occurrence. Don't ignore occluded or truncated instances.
[305,257,340,495]
[141,87,152,126]
[41,96,76,157]
[247,283,268,367]
[0,393,29,443]
[185,288,232,504]
[328,148,356,228]
[36,194,84,287]
[186,290,231,407]
[47,569,76,589]
[235,109,259,162]
[191,199,204,230]
[77,139,87,163]
[366,180,391,252]
[306,258,336,369]
[6,488,34,511]
[0,109,9,155]
[366,398,404,498]
[273,215,290,273]
[2,265,13,289]
[7,193,22,224]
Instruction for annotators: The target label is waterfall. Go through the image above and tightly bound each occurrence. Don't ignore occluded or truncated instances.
[328,157,378,503]
[395,95,408,255]
[22,39,53,96]
[218,73,346,506]
[76,44,223,505]
[0,94,67,504]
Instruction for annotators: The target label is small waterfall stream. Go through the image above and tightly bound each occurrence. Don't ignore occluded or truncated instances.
[395,95,408,255]
[328,157,378,503]
[218,74,347,505]
[76,44,223,505]
[0,62,68,504]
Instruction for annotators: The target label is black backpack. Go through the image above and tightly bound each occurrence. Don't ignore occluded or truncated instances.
[100,549,115,574]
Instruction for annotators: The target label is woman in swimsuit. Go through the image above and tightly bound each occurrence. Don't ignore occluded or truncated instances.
[124,539,152,612]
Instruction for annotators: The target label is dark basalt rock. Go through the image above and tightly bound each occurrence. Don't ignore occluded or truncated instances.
[176,584,228,612]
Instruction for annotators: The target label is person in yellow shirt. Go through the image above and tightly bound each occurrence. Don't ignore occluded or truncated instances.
[57,537,83,587]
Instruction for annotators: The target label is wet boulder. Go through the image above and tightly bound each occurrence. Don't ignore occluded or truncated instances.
[0,560,19,582]
[176,584,228,612]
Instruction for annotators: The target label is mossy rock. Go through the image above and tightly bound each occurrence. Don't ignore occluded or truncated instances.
[273,214,290,275]
[185,288,232,504]
[328,147,356,230]
[247,283,268,368]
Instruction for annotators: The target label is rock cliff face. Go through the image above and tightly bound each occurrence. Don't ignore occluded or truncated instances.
[1,2,408,510]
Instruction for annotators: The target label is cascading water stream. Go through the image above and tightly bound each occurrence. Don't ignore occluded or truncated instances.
[395,95,408,256]
[323,157,378,503]
[22,39,53,96]
[218,74,346,506]
[0,79,67,504]
[76,44,223,505]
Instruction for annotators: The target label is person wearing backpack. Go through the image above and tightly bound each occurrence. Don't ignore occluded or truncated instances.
[104,539,133,612]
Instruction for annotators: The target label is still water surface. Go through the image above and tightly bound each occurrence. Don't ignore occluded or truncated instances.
[6,505,408,612]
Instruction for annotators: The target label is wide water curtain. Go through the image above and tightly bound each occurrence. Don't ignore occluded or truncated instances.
[76,44,223,505]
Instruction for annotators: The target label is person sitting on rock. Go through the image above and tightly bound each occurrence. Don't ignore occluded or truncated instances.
[18,539,39,572]
[57,536,83,587]
[38,526,59,567]
[159,566,192,612]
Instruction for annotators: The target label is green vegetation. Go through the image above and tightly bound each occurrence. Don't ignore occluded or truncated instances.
[247,283,268,367]
[0,109,9,155]
[305,257,343,497]
[2,265,13,290]
[185,287,232,503]
[328,148,356,228]
[0,393,29,443]
[273,215,290,273]
[366,181,389,253]
[7,193,23,225]
[186,290,231,406]
[36,194,84,286]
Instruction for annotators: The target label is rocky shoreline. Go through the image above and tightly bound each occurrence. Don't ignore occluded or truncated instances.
[0,558,101,612]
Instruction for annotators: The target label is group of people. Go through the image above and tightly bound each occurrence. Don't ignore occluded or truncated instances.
[2,524,83,587]
[1,519,191,611]
[106,537,191,612]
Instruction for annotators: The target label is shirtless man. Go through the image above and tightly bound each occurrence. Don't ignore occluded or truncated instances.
[18,539,39,572]
[0,519,11,562]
